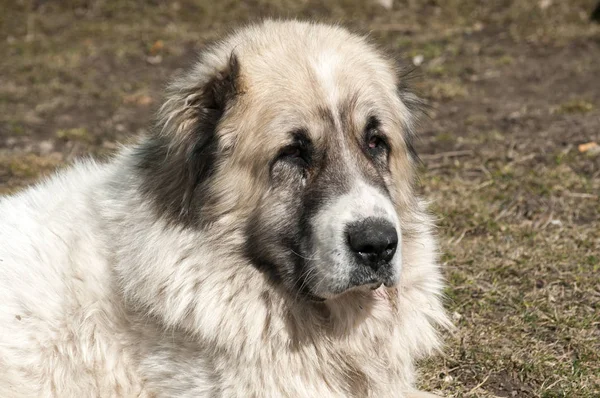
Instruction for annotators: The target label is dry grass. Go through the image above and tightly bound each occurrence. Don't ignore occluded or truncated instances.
[1,0,599,396]
[419,141,600,397]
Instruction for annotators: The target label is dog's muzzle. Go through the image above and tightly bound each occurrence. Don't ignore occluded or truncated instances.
[345,217,398,288]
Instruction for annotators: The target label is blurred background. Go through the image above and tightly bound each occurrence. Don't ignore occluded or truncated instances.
[1,1,599,396]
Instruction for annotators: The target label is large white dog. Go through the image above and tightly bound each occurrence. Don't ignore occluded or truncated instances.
[0,20,449,397]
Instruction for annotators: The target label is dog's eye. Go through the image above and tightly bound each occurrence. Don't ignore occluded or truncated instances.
[277,145,308,168]
[366,134,388,157]
[364,117,388,157]
[368,136,383,149]
[280,146,302,159]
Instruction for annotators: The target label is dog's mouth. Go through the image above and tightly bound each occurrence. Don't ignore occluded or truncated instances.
[315,283,391,303]
[350,273,397,292]
[314,279,392,301]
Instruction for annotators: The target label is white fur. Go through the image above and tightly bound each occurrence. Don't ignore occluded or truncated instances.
[313,50,341,123]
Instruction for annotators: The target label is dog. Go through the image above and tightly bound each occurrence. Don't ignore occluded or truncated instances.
[0,20,449,397]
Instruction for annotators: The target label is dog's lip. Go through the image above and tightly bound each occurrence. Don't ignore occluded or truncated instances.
[355,275,395,291]
[310,276,397,301]
[334,281,386,297]
[323,283,390,302]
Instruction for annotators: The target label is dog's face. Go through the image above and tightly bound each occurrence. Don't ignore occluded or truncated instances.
[137,21,423,300]
[248,126,403,299]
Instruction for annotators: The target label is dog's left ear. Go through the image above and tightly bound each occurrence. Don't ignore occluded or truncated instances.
[134,52,241,225]
[396,66,427,164]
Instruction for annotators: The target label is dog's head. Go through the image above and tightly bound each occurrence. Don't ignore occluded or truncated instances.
[136,20,425,300]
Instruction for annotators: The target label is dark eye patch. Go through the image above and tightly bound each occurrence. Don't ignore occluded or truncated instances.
[365,115,380,132]
[277,129,312,165]
[271,129,313,178]
[363,116,389,159]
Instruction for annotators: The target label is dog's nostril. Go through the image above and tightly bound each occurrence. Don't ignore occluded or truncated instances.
[346,217,398,271]
[359,245,375,255]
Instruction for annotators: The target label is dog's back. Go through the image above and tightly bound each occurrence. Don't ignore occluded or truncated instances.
[0,161,147,396]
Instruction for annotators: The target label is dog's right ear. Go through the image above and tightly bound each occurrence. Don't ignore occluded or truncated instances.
[134,52,241,226]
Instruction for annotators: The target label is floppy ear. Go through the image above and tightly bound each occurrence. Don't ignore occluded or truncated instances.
[396,65,428,164]
[134,53,240,226]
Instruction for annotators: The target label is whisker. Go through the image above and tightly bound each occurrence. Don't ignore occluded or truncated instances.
[289,249,318,261]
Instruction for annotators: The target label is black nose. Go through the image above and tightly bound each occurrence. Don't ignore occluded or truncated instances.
[346,217,398,271]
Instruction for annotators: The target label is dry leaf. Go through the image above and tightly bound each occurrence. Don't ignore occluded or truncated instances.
[124,94,154,106]
[149,40,164,55]
[578,142,598,153]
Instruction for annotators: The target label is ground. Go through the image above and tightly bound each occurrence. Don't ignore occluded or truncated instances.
[1,1,599,397]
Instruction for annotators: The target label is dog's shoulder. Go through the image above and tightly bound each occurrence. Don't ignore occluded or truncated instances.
[1,159,107,222]
[0,157,148,396]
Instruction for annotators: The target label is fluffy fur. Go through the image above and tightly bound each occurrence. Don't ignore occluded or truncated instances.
[0,20,450,397]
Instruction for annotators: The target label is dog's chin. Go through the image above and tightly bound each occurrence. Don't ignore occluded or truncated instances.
[311,279,397,302]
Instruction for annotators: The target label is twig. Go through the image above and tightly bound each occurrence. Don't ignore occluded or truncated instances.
[494,199,518,221]
[465,371,492,396]
[541,378,563,392]
[421,150,474,160]
[372,23,416,33]
[565,192,598,199]
[479,164,493,179]
[510,153,537,164]
[474,180,494,191]
[26,0,36,42]
[449,228,470,246]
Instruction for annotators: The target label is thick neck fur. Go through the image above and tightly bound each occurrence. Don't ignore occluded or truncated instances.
[97,150,448,397]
